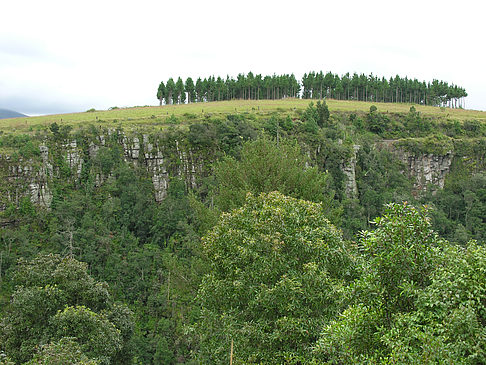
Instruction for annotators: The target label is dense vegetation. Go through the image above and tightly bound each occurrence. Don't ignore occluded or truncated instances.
[0,100,485,363]
[157,71,467,108]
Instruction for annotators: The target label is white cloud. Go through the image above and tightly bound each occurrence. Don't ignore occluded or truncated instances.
[1,0,485,114]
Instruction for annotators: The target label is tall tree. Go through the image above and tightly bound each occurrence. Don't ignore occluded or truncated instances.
[165,78,175,105]
[156,81,166,106]
[175,77,185,104]
[0,254,134,364]
[194,192,355,364]
[185,77,196,103]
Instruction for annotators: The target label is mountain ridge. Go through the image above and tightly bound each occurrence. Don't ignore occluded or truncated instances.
[0,108,27,119]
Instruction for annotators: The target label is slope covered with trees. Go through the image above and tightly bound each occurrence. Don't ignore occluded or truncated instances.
[0,99,485,363]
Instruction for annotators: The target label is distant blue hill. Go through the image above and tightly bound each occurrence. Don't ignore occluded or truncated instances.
[0,108,27,119]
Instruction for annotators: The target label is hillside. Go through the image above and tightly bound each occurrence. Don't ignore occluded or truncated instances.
[1,99,485,135]
[1,98,486,363]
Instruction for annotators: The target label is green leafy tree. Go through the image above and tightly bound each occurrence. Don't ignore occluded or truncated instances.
[314,203,443,362]
[49,306,122,364]
[213,138,335,213]
[194,192,355,364]
[25,337,99,365]
[0,254,133,364]
[316,100,330,127]
[381,240,486,364]
[359,203,440,319]
[302,102,319,133]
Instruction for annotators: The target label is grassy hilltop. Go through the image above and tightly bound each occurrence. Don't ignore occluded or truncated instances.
[1,99,486,135]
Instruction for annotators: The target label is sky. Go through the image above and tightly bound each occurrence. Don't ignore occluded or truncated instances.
[1,0,485,115]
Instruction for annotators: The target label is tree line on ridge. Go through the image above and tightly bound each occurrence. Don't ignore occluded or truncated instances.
[156,71,467,108]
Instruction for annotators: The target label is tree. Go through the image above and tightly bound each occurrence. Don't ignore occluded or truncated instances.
[156,81,166,106]
[194,192,355,364]
[157,72,467,106]
[165,78,175,105]
[381,240,486,364]
[185,77,196,103]
[175,77,186,104]
[195,77,204,102]
[314,203,443,362]
[25,338,99,365]
[213,137,334,213]
[359,203,440,318]
[49,306,122,364]
[0,254,134,364]
[316,100,330,127]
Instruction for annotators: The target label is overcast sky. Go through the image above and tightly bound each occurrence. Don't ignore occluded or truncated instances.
[1,0,485,115]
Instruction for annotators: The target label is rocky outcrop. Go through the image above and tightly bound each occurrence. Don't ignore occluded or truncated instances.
[0,129,211,210]
[341,145,360,199]
[397,152,453,192]
[30,145,53,207]
[376,140,454,195]
[0,131,475,210]
[0,146,53,209]
[338,141,454,199]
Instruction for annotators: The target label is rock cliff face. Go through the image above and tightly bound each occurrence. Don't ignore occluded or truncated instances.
[0,129,211,210]
[369,140,456,196]
[341,145,360,199]
[0,130,478,209]
[396,151,453,192]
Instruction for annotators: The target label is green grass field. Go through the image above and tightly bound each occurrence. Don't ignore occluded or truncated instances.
[1,99,485,135]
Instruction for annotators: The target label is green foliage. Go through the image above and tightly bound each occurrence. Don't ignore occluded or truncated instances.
[25,337,99,365]
[431,172,486,242]
[398,134,454,155]
[301,102,319,134]
[167,114,178,124]
[355,145,414,226]
[1,99,486,364]
[0,352,14,365]
[0,254,133,364]
[380,241,486,364]
[194,192,355,363]
[313,203,460,363]
[151,178,193,244]
[187,123,217,148]
[0,134,40,160]
[366,107,390,135]
[303,116,319,134]
[92,145,123,175]
[263,115,279,136]
[359,203,441,317]
[316,100,330,127]
[213,137,334,213]
[49,306,121,364]
[156,71,467,108]
[281,115,294,131]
